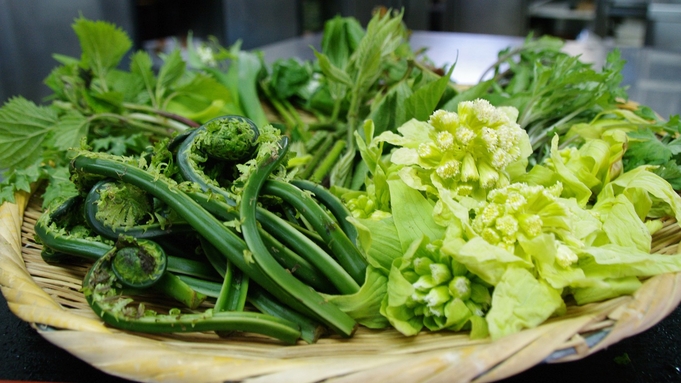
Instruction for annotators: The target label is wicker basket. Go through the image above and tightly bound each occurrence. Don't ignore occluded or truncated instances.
[2,189,681,383]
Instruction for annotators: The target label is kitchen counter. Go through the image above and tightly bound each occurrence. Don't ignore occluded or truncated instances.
[1,31,681,382]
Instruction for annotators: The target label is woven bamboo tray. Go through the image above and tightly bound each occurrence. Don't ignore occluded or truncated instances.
[2,188,681,383]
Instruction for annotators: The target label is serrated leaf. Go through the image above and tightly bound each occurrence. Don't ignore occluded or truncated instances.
[72,17,131,77]
[404,65,454,122]
[0,164,43,204]
[653,161,681,190]
[156,49,186,94]
[41,166,78,209]
[52,111,90,151]
[314,50,353,87]
[0,97,57,169]
[624,129,672,170]
[129,51,157,105]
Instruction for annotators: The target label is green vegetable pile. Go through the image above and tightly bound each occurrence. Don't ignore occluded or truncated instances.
[3,9,681,344]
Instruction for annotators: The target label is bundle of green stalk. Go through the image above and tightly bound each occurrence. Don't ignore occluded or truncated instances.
[36,115,369,343]
[4,9,681,344]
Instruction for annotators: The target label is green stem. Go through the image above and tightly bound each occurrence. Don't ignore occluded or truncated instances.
[71,152,355,335]
[310,140,346,183]
[239,137,357,336]
[263,180,367,285]
[299,134,334,180]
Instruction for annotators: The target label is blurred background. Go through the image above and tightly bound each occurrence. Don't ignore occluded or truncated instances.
[1,0,680,107]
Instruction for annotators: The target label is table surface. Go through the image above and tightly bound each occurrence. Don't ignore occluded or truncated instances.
[2,30,681,383]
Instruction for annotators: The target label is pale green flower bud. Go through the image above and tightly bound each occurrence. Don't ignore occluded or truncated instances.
[461,153,479,182]
[448,276,472,300]
[413,275,437,292]
[413,257,434,276]
[424,285,451,308]
[430,262,453,285]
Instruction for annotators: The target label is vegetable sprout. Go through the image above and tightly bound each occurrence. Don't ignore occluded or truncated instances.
[377,99,532,199]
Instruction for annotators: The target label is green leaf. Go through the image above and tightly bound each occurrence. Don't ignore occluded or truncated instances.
[41,166,78,209]
[313,50,353,87]
[404,65,454,122]
[321,266,389,329]
[0,164,43,204]
[388,178,445,251]
[156,49,186,100]
[367,82,412,136]
[441,79,495,112]
[652,161,681,189]
[321,15,364,68]
[0,97,58,169]
[624,128,672,170]
[234,51,269,128]
[485,267,564,340]
[52,111,90,151]
[130,51,157,105]
[72,17,131,77]
[350,215,402,274]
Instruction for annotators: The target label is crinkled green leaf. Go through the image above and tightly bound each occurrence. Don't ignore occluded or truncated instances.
[485,267,564,340]
[597,166,681,221]
[380,257,422,336]
[598,194,652,252]
[571,276,641,305]
[578,244,681,279]
[443,236,533,286]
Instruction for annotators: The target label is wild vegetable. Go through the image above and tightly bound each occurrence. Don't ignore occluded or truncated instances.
[358,103,681,340]
[38,114,373,342]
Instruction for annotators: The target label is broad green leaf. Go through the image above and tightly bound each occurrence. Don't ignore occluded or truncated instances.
[443,236,533,286]
[571,276,641,305]
[0,97,57,169]
[322,266,389,329]
[72,17,131,77]
[624,128,672,170]
[387,178,445,251]
[404,65,455,122]
[485,267,564,340]
[578,244,681,279]
[350,215,402,273]
[52,111,90,151]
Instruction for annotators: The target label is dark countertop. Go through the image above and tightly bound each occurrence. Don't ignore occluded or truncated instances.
[2,31,681,382]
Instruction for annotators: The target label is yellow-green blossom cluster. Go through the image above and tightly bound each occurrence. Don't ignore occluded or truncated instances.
[470,181,579,267]
[379,99,532,198]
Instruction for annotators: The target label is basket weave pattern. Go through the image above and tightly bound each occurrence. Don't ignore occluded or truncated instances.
[2,191,681,382]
